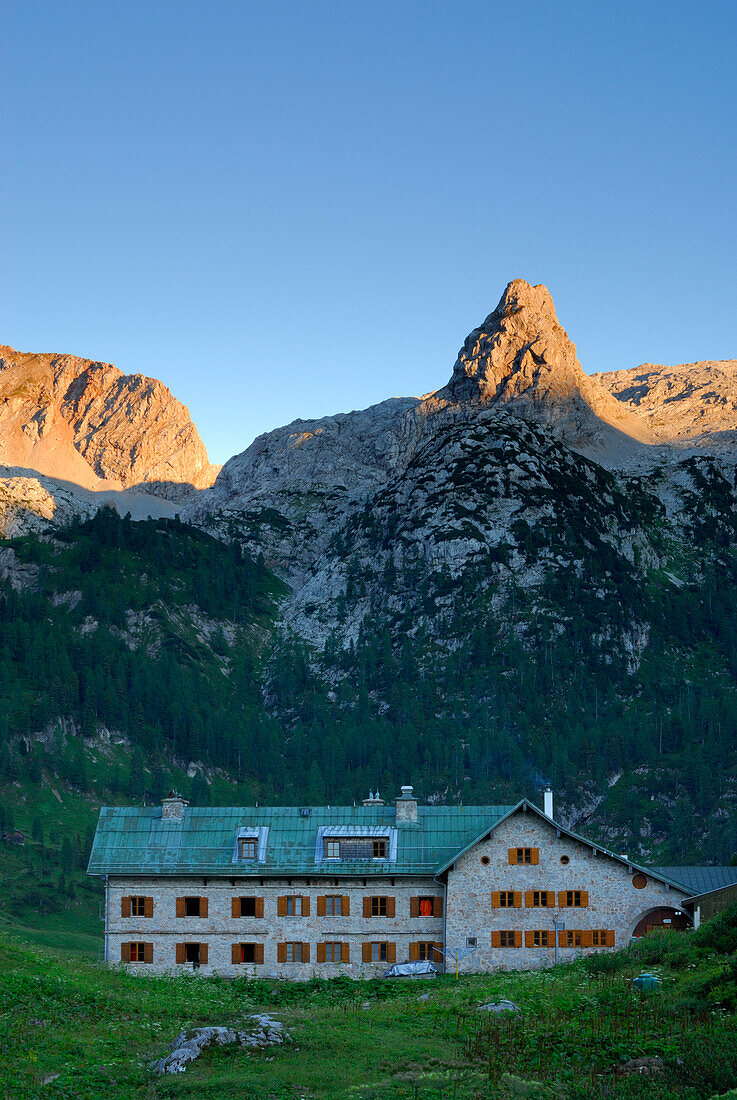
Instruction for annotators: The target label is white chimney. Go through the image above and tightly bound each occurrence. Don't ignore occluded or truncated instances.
[396,784,418,824]
[162,790,189,822]
[543,786,554,819]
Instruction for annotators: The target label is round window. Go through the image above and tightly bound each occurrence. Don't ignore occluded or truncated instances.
[632,873,648,890]
[560,855,570,865]
[480,855,491,866]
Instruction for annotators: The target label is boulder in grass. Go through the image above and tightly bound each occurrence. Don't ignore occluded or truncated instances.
[478,999,521,1013]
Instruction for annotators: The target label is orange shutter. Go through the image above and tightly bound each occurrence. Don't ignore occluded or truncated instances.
[433,942,443,962]
[524,891,533,907]
[144,942,153,964]
[409,942,419,961]
[410,897,420,918]
[558,891,568,907]
[176,943,185,963]
[255,897,264,918]
[525,930,534,947]
[387,943,396,963]
[362,942,371,963]
[341,896,350,916]
[386,897,395,918]
[200,944,208,964]
[277,943,286,963]
[317,896,326,917]
[582,931,593,947]
[513,892,522,908]
[176,897,185,918]
[200,897,209,918]
[491,891,501,908]
[491,931,501,948]
[558,930,567,947]
[255,944,264,964]
[546,892,554,907]
[144,897,154,918]
[302,943,310,963]
[121,942,131,962]
[317,943,326,963]
[341,942,350,963]
[232,944,241,964]
[514,931,522,948]
[580,891,589,907]
[606,930,615,947]
[531,849,539,865]
[121,897,131,918]
[433,896,444,918]
[508,848,517,864]
[278,897,287,917]
[363,897,372,918]
[302,896,311,916]
[232,898,241,918]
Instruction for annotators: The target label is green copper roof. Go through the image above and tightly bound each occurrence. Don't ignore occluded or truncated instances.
[87,803,514,877]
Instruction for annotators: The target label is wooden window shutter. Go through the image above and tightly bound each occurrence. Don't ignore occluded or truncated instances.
[255,944,264,964]
[302,896,311,916]
[558,930,567,947]
[525,930,534,947]
[410,897,420,918]
[508,848,517,864]
[491,931,501,948]
[341,896,350,916]
[605,930,615,947]
[317,896,326,917]
[386,896,395,918]
[513,892,522,908]
[545,891,554,908]
[433,896,443,918]
[387,943,396,963]
[302,942,310,963]
[524,891,533,907]
[277,897,287,917]
[277,942,286,963]
[144,942,153,964]
[582,931,593,947]
[363,897,372,918]
[121,942,131,962]
[531,849,539,865]
[144,896,153,918]
[232,898,241,919]
[121,896,131,918]
[580,891,589,907]
[232,944,242,964]
[433,942,443,962]
[491,891,501,908]
[255,897,264,918]
[514,931,522,948]
[362,942,371,963]
[409,942,419,961]
[200,897,209,918]
[200,943,208,965]
[176,897,185,918]
[341,942,349,963]
[558,891,568,907]
[176,943,185,964]
[317,942,326,963]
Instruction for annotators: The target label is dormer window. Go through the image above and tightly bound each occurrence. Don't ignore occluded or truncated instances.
[325,840,341,859]
[316,826,397,863]
[239,838,257,860]
[373,840,386,859]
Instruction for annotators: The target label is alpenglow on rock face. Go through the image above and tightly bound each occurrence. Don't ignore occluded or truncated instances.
[0,345,219,498]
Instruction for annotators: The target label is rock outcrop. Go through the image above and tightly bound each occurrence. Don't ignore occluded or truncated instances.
[0,345,219,497]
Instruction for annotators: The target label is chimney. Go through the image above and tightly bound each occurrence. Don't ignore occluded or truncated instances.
[362,790,385,807]
[543,786,554,819]
[395,784,418,824]
[162,790,188,822]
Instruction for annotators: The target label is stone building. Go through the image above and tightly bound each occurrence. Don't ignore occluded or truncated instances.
[87,786,694,977]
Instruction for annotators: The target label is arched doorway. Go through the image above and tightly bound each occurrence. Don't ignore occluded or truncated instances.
[630,906,692,938]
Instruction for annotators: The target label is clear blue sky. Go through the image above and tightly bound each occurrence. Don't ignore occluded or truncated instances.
[2,1,736,465]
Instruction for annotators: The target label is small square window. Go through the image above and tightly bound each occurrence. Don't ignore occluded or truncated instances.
[372,839,387,858]
[238,943,257,962]
[566,891,583,908]
[371,896,388,917]
[325,840,341,859]
[129,941,147,962]
[499,891,515,908]
[324,942,342,962]
[285,942,304,963]
[285,896,304,916]
[184,896,202,917]
[239,838,257,860]
[418,897,434,916]
[130,896,146,917]
[325,895,342,916]
[417,941,435,961]
[499,930,516,948]
[533,930,550,947]
[466,936,477,948]
[239,897,257,917]
[371,942,388,962]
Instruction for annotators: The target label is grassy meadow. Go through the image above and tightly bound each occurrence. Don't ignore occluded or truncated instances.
[3,907,737,1100]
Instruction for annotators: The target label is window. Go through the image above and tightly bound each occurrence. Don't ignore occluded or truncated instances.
[325,840,341,859]
[372,896,387,916]
[509,847,538,865]
[121,896,152,918]
[416,941,436,961]
[466,936,477,948]
[419,897,434,917]
[564,930,583,947]
[124,942,152,963]
[362,941,396,964]
[499,931,517,947]
[372,839,387,859]
[632,873,648,890]
[561,890,588,908]
[235,897,259,918]
[177,942,208,965]
[592,930,615,947]
[286,896,304,916]
[480,855,491,866]
[560,855,570,865]
[238,838,257,860]
[130,896,147,917]
[492,890,521,908]
[372,941,388,962]
[527,890,553,908]
[363,895,395,918]
[176,896,208,918]
[324,942,342,962]
[285,942,307,963]
[234,943,260,963]
[531,930,550,947]
[324,895,343,916]
[278,895,310,917]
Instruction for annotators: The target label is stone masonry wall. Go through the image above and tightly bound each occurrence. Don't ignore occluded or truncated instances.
[107,874,444,978]
[445,811,691,972]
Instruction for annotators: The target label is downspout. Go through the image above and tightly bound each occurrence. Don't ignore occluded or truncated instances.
[104,875,110,962]
[434,874,447,976]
